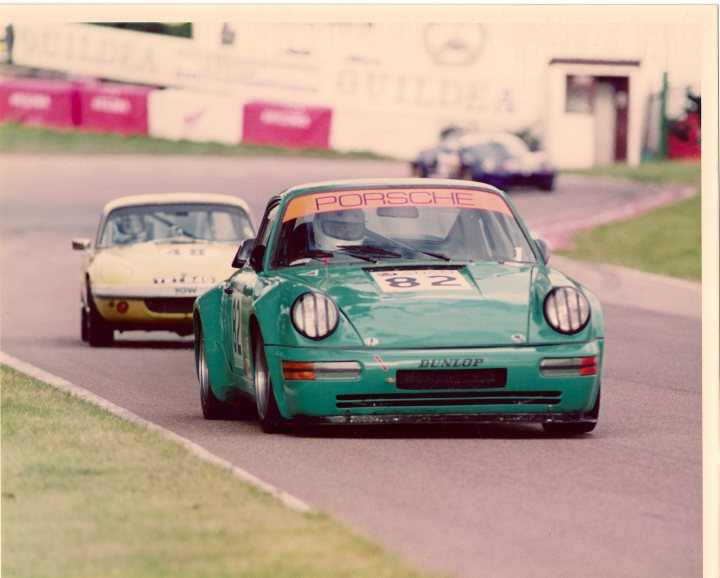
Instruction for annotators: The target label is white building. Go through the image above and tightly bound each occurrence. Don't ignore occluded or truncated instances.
[191,12,706,167]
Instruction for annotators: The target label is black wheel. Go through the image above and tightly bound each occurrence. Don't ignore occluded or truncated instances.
[197,328,225,419]
[80,306,88,342]
[543,386,600,435]
[253,334,284,433]
[86,285,114,347]
[538,177,555,192]
[410,163,428,178]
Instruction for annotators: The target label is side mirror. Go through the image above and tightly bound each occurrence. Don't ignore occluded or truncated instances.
[231,238,255,268]
[535,239,550,264]
[72,238,91,251]
[248,245,266,273]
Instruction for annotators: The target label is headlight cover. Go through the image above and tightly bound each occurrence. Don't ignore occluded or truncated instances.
[291,292,339,340]
[543,287,591,335]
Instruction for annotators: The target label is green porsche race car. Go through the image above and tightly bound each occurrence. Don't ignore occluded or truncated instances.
[193,178,603,434]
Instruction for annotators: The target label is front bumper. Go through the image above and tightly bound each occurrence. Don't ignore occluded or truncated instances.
[93,296,194,331]
[90,282,215,331]
[478,171,554,189]
[265,341,603,423]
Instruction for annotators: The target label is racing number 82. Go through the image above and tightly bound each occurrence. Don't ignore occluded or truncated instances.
[385,275,461,288]
[372,269,472,292]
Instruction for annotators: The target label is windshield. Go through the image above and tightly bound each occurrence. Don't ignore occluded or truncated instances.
[271,187,537,268]
[98,203,255,248]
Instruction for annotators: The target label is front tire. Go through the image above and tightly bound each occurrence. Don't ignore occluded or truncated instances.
[460,166,474,181]
[86,285,114,347]
[253,334,284,433]
[197,329,225,419]
[538,177,555,192]
[80,306,88,342]
[410,163,428,178]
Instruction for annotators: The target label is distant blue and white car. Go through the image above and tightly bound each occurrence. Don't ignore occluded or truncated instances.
[411,132,555,192]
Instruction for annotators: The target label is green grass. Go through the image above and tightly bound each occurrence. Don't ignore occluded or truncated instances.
[558,160,702,281]
[1,365,442,578]
[563,159,702,190]
[0,122,388,160]
[557,192,701,280]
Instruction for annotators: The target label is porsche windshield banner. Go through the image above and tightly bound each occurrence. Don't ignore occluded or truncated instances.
[282,188,512,222]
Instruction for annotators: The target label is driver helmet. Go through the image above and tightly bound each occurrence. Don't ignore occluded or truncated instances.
[117,214,146,237]
[313,209,366,250]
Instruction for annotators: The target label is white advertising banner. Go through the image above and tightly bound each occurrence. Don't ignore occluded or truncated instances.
[9,22,535,126]
[148,89,243,145]
[10,22,322,98]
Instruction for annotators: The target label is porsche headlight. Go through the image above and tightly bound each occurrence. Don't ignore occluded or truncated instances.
[291,292,339,340]
[544,287,591,335]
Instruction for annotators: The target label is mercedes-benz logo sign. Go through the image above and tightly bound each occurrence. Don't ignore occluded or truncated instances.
[423,24,486,66]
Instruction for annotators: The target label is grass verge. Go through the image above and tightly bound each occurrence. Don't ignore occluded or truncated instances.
[558,160,702,281]
[0,122,388,160]
[1,365,441,578]
[562,159,701,189]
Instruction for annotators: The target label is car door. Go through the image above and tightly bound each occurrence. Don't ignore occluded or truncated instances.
[228,200,281,386]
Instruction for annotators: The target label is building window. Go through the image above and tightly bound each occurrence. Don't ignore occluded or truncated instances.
[566,75,595,113]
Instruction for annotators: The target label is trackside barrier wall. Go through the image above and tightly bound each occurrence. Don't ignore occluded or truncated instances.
[147,89,244,145]
[0,77,81,128]
[79,83,155,136]
[242,101,332,149]
[1,76,340,153]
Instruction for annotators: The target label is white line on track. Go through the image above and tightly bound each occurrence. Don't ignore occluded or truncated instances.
[0,351,313,514]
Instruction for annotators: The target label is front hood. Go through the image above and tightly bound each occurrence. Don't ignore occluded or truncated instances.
[283,262,537,348]
[89,241,238,295]
[520,151,551,171]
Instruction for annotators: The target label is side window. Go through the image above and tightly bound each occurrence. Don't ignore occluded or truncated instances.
[255,202,280,248]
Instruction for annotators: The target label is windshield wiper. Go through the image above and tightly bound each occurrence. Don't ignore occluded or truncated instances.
[417,250,451,261]
[288,248,377,265]
[337,245,405,261]
[150,236,207,244]
[364,231,452,262]
[147,213,199,240]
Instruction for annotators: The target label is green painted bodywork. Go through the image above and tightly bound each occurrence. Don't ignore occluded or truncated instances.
[193,179,604,423]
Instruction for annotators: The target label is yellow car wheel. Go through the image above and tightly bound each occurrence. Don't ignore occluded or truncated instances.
[87,286,114,347]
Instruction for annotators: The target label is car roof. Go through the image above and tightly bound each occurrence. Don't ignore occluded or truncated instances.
[279,178,504,199]
[102,193,252,215]
[458,131,528,149]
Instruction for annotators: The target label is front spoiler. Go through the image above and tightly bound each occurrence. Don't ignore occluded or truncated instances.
[290,411,596,426]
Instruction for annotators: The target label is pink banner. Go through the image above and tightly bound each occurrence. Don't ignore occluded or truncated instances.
[79,83,154,135]
[0,77,80,128]
[242,101,332,149]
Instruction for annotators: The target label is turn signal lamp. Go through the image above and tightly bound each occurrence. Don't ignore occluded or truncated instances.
[282,361,361,381]
[540,357,598,377]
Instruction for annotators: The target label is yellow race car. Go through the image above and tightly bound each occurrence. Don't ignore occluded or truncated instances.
[72,193,255,347]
